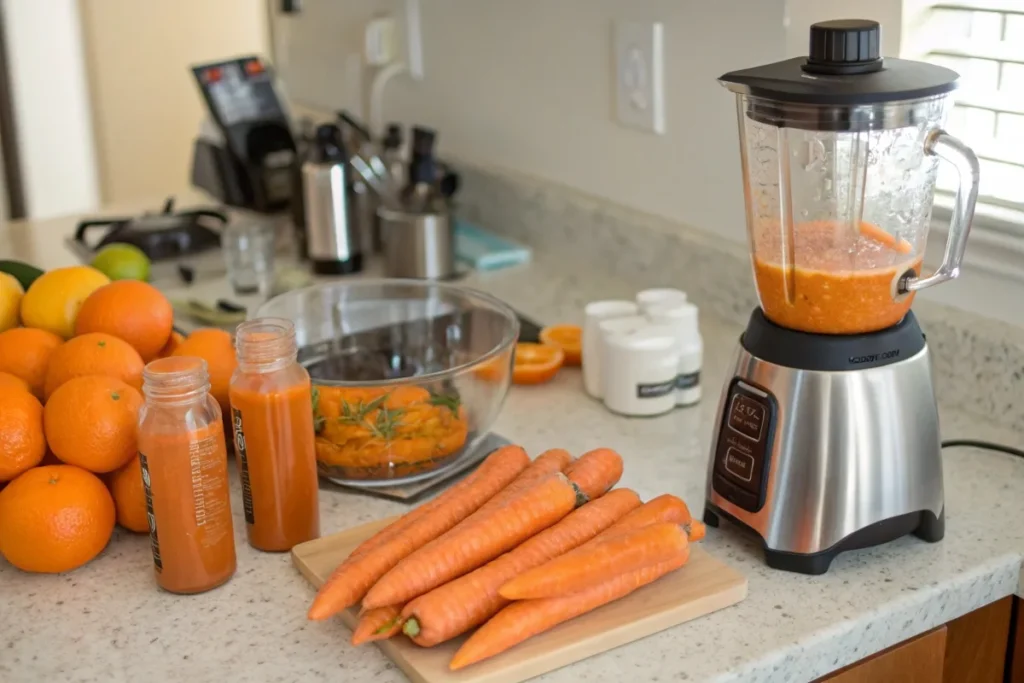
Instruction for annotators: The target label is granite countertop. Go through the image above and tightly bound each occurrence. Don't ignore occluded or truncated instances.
[4,204,1024,683]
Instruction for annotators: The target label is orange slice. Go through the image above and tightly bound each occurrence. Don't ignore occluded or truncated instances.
[512,343,564,385]
[539,324,582,366]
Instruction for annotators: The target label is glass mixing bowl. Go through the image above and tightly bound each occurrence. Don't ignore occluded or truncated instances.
[256,279,519,486]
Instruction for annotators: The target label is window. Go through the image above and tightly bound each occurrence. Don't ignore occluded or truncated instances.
[904,0,1024,225]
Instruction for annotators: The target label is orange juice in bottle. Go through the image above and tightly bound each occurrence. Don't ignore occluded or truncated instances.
[137,356,236,593]
[229,318,320,552]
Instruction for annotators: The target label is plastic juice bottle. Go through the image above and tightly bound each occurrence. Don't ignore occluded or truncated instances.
[137,356,237,594]
[229,318,320,552]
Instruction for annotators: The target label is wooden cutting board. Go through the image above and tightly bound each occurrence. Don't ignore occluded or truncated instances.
[292,517,748,683]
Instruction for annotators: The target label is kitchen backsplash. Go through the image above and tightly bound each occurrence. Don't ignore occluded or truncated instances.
[454,161,1024,434]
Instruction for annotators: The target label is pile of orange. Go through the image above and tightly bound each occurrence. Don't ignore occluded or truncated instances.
[0,266,239,574]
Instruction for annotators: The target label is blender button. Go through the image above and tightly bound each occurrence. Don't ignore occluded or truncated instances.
[724,447,755,482]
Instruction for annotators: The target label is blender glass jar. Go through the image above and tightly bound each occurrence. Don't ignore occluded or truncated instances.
[722,20,980,335]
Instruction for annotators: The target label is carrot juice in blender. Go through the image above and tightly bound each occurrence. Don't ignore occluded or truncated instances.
[704,19,980,575]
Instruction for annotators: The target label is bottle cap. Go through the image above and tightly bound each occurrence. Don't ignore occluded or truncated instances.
[646,301,699,340]
[636,288,687,314]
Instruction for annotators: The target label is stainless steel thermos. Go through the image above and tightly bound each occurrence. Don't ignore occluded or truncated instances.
[301,123,362,274]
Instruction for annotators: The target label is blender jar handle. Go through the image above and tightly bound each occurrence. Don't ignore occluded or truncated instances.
[900,129,981,293]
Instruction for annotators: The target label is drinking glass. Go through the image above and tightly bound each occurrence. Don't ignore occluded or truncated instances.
[222,222,275,296]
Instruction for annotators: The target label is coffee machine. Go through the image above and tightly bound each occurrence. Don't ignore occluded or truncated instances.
[190,56,296,213]
[703,20,981,574]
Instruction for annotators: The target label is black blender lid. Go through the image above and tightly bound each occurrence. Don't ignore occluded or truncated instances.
[720,19,960,105]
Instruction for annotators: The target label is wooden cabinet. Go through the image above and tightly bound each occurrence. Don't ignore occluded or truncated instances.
[818,597,1016,683]
[820,627,946,683]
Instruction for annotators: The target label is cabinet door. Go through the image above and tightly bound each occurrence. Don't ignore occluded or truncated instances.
[820,627,946,683]
[943,597,1012,683]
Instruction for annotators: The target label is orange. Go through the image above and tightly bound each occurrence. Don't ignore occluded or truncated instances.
[19,265,110,338]
[44,375,143,473]
[539,324,582,366]
[511,343,564,385]
[157,330,185,358]
[74,280,174,362]
[0,371,30,393]
[0,327,63,398]
[0,464,115,573]
[109,455,147,533]
[0,388,45,481]
[171,328,237,413]
[44,332,144,400]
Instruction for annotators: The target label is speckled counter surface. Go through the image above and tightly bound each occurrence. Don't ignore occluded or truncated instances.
[4,251,1024,683]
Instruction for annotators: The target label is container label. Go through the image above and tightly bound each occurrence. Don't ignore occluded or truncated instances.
[636,379,676,399]
[676,370,701,390]
[138,451,162,572]
[232,408,255,525]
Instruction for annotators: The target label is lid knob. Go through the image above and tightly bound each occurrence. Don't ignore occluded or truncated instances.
[803,19,883,75]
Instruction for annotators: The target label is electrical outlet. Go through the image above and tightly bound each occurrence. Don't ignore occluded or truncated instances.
[365,16,397,66]
[614,21,665,134]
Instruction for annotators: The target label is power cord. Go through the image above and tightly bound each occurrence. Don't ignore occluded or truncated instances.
[942,439,1024,460]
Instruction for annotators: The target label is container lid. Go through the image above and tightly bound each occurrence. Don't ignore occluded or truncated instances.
[646,301,700,339]
[606,327,677,353]
[312,123,347,163]
[719,20,959,106]
[598,315,648,337]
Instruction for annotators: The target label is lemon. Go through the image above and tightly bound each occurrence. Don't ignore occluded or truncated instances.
[90,243,151,281]
[0,272,24,332]
[20,266,110,338]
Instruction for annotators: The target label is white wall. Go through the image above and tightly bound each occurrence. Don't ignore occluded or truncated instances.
[79,0,270,205]
[4,0,99,219]
[278,0,787,244]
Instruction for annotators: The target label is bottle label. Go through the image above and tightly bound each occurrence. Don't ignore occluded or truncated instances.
[636,378,676,399]
[676,370,701,390]
[138,451,162,572]
[232,408,255,525]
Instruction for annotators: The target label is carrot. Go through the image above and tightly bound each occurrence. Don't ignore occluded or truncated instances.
[475,448,573,515]
[687,519,706,542]
[400,488,641,646]
[605,493,692,534]
[564,448,623,504]
[350,605,403,645]
[499,522,689,600]
[450,552,690,670]
[349,446,568,561]
[307,445,530,620]
[361,473,579,610]
[859,221,913,254]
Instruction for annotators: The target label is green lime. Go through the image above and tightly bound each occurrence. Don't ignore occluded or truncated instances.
[90,243,151,281]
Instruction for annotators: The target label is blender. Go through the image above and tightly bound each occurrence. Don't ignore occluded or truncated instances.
[703,19,980,574]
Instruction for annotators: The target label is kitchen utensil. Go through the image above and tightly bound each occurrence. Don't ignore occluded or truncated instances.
[302,123,363,274]
[73,197,226,262]
[222,220,275,296]
[581,301,639,399]
[601,327,679,417]
[379,204,456,280]
[292,517,747,683]
[705,19,980,574]
[255,279,519,487]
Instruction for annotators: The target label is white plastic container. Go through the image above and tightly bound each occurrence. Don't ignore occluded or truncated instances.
[582,301,640,398]
[636,288,687,315]
[645,301,703,407]
[601,327,679,417]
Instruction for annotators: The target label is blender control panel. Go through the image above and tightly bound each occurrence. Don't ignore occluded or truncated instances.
[712,379,776,512]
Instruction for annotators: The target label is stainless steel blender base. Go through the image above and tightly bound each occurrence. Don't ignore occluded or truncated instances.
[704,311,944,575]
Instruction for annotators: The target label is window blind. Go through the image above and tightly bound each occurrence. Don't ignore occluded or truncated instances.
[913,1,1024,215]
